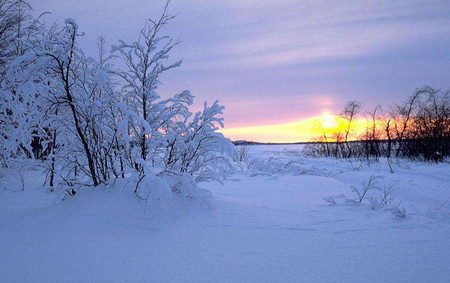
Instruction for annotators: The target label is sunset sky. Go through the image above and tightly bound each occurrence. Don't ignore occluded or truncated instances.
[29,0,450,142]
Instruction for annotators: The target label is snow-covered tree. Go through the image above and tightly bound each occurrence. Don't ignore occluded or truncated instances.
[111,2,182,169]
[5,18,122,187]
[2,0,233,198]
[0,0,42,165]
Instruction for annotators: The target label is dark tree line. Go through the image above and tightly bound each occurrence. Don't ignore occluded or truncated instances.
[305,87,450,163]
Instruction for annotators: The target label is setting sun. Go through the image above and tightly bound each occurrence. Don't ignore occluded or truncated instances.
[319,114,338,130]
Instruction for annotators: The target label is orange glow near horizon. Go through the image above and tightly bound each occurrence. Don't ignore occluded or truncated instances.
[220,114,368,143]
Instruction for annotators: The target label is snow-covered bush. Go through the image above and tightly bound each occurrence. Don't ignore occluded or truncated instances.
[323,196,337,205]
[162,100,234,183]
[323,176,407,218]
[379,182,397,207]
[348,175,382,204]
[0,1,232,201]
[234,146,249,162]
[134,161,173,209]
[391,203,407,218]
[426,202,449,220]
[133,162,213,208]
[235,152,337,178]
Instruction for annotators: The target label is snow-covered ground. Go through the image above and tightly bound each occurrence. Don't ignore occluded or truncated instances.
[1,145,449,282]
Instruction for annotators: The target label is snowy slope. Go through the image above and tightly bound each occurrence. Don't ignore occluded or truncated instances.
[1,145,449,282]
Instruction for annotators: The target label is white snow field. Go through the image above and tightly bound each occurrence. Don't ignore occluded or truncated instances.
[1,145,449,282]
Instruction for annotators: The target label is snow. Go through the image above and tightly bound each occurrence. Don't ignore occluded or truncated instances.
[1,145,450,282]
